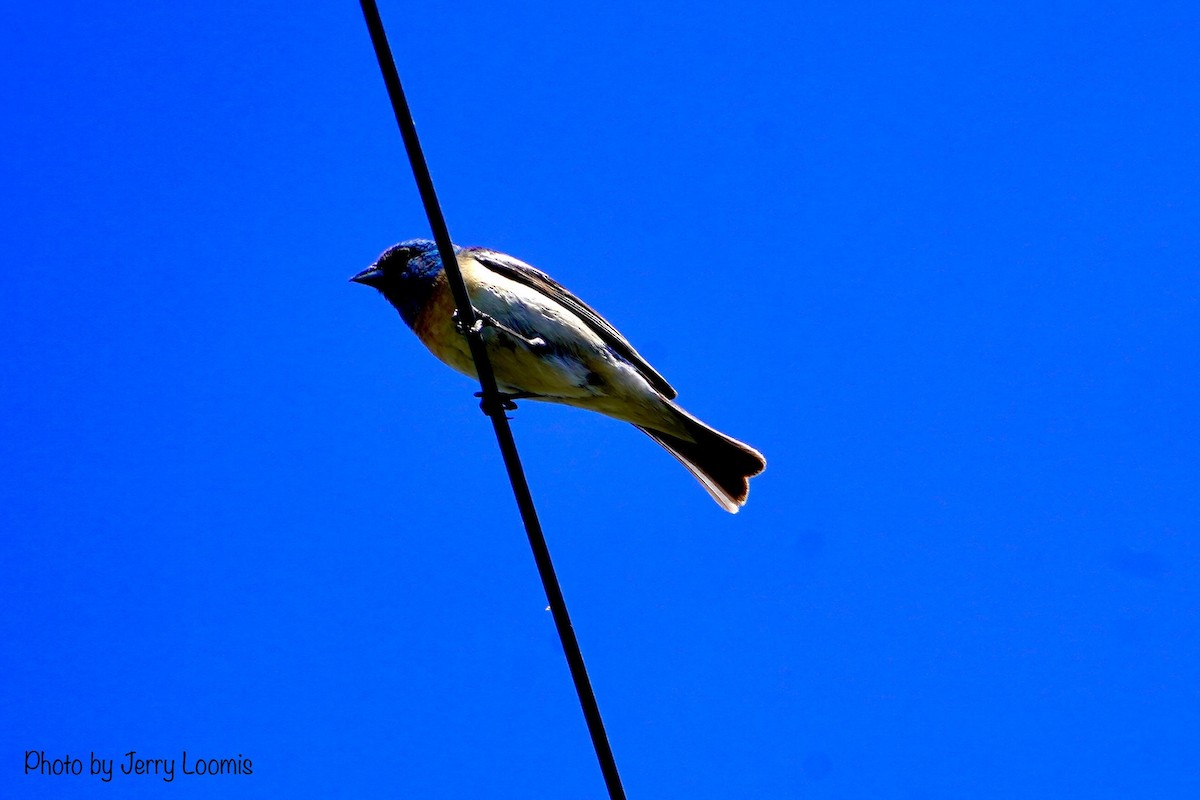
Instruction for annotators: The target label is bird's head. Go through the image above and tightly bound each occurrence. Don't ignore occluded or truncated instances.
[350,239,452,326]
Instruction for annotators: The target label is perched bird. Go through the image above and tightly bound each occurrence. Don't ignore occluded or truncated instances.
[351,239,766,512]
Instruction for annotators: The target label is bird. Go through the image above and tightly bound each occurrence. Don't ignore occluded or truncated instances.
[350,239,766,512]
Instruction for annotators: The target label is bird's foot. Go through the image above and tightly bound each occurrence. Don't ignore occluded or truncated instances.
[475,390,538,415]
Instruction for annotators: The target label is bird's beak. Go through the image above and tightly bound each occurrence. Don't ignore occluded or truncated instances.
[350,265,385,287]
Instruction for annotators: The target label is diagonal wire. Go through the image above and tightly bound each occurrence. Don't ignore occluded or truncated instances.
[358,3,627,798]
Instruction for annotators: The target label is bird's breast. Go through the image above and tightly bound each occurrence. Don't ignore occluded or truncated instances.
[411,273,476,378]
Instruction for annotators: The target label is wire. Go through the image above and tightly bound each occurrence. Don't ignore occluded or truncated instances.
[357,3,628,798]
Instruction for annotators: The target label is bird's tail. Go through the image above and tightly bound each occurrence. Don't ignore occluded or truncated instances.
[636,407,766,513]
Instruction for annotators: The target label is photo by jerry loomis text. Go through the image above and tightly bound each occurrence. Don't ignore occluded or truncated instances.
[24,750,253,782]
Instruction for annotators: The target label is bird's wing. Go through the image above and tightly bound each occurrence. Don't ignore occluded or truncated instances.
[467,248,677,400]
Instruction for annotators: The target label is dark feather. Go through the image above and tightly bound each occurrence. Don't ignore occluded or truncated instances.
[636,410,766,513]
[467,247,678,399]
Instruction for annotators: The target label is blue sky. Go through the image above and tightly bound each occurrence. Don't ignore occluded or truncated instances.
[3,1,1198,797]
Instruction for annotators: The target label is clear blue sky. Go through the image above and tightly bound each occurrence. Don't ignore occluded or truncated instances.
[3,1,1198,797]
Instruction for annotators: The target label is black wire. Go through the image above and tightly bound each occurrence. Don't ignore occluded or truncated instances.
[357,3,627,798]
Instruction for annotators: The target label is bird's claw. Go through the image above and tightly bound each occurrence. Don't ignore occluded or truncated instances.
[476,391,519,416]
